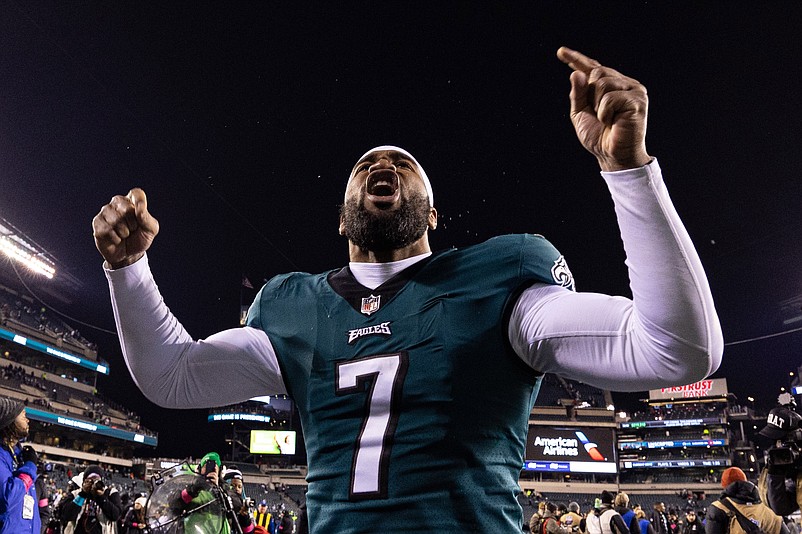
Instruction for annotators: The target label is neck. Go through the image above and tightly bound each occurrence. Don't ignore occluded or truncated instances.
[348,234,431,263]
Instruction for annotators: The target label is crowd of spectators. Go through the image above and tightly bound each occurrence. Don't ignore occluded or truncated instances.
[0,297,97,353]
[29,459,303,533]
[0,355,156,439]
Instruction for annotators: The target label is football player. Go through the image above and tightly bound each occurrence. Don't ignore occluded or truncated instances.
[93,48,723,532]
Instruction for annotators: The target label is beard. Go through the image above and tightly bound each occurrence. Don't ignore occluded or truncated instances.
[340,191,431,252]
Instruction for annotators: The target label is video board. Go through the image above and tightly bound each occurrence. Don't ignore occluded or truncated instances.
[249,430,297,455]
[523,426,616,474]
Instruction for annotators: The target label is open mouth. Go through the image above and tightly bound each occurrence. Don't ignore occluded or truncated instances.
[365,169,400,205]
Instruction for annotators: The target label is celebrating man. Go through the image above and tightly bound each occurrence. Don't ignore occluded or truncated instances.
[93,48,723,532]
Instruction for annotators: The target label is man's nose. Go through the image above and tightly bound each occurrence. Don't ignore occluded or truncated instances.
[370,158,396,172]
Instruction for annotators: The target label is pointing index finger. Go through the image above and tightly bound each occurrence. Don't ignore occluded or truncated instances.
[557,46,602,73]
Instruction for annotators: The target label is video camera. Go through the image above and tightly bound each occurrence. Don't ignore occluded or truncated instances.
[760,394,802,517]
[760,393,802,472]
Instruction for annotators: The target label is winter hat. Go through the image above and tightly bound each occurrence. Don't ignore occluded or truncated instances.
[134,497,147,508]
[601,490,616,505]
[199,452,221,469]
[721,467,747,488]
[83,465,104,480]
[222,467,243,481]
[351,146,434,207]
[0,397,24,430]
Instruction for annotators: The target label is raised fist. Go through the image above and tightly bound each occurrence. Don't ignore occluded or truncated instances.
[92,188,159,269]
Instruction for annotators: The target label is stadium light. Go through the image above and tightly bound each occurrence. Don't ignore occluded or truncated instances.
[0,235,56,279]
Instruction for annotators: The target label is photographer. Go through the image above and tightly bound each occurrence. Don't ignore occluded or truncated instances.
[60,465,122,534]
[760,401,802,516]
[169,452,253,533]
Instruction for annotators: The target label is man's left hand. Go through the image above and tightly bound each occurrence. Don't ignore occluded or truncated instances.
[557,46,651,172]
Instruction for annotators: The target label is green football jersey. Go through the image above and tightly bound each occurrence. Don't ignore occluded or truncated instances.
[247,234,572,532]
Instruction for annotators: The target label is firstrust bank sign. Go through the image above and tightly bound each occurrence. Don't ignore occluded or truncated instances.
[649,378,728,400]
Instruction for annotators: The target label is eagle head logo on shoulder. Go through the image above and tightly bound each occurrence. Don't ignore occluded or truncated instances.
[551,256,575,291]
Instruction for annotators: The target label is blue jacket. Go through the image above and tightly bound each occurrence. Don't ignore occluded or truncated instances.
[0,443,41,533]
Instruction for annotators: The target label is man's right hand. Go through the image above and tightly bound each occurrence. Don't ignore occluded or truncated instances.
[92,188,159,269]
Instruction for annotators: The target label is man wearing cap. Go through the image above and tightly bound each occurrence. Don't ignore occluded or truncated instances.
[706,467,786,534]
[0,397,40,533]
[760,401,802,517]
[93,47,724,532]
[222,466,256,533]
[253,499,271,530]
[60,464,122,534]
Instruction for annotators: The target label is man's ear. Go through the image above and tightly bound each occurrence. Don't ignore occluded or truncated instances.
[428,207,438,230]
[339,215,346,236]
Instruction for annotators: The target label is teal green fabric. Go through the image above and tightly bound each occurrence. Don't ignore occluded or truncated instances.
[248,234,568,533]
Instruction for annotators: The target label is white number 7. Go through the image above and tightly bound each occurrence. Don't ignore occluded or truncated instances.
[335,352,409,500]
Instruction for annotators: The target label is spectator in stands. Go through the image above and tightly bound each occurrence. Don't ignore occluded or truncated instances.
[706,467,787,534]
[120,496,146,533]
[587,491,630,534]
[650,502,669,534]
[561,502,583,533]
[682,509,703,534]
[635,509,657,534]
[0,397,40,533]
[253,499,272,529]
[616,492,636,533]
[60,464,123,534]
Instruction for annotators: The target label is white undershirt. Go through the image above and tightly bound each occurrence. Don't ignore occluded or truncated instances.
[106,159,723,407]
[348,252,432,290]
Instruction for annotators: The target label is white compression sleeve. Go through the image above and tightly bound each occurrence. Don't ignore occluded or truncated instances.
[508,159,723,392]
[106,254,286,408]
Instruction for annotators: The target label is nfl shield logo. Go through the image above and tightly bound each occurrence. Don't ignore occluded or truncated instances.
[360,294,381,315]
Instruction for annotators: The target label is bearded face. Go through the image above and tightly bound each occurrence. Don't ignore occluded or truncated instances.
[340,190,431,252]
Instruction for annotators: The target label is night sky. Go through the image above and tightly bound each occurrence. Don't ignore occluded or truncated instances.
[1,2,801,458]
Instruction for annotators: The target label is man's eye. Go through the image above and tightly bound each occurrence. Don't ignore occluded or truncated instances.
[357,163,371,173]
[397,161,412,170]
